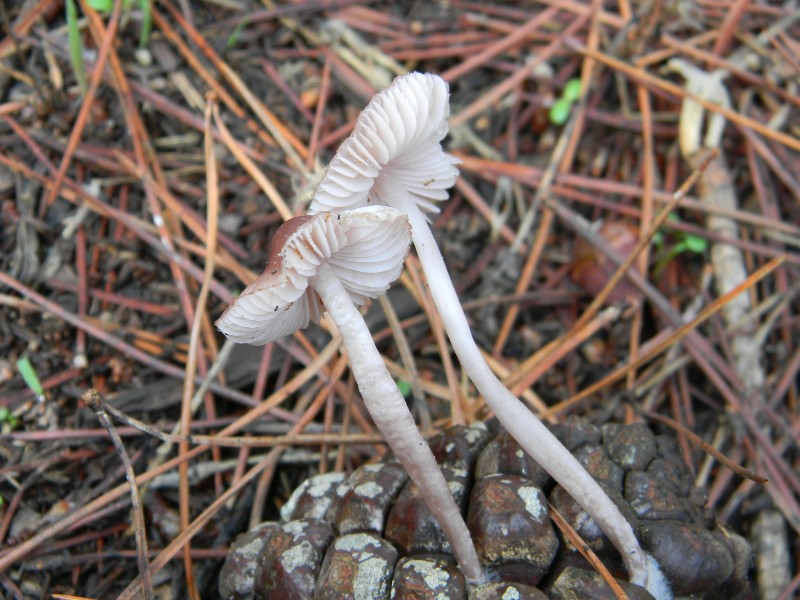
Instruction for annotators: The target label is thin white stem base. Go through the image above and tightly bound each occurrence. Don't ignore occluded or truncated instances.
[394,198,662,596]
[311,264,485,584]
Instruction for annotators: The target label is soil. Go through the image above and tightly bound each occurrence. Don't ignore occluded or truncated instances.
[0,1,797,598]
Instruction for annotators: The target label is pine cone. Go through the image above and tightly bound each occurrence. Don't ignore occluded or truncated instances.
[219,420,752,599]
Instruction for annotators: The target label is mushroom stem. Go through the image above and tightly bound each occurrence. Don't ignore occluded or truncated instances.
[389,192,651,589]
[310,263,485,584]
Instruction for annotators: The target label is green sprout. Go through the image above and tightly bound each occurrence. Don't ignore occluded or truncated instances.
[549,98,572,126]
[139,0,152,48]
[16,356,45,401]
[0,407,19,429]
[66,0,87,95]
[653,214,709,277]
[67,0,154,94]
[87,0,152,46]
[396,379,412,399]
[549,78,583,126]
[226,15,251,50]
[562,78,582,103]
[68,0,154,94]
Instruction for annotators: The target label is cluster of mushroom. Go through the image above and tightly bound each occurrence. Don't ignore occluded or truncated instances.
[216,73,670,599]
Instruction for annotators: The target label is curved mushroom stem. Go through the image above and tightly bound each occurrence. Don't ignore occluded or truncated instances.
[310,263,486,584]
[388,192,658,594]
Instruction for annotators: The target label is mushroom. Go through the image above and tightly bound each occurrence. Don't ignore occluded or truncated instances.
[215,205,485,583]
[309,73,669,598]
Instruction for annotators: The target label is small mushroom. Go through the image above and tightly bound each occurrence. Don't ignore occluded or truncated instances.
[309,73,669,599]
[216,205,484,583]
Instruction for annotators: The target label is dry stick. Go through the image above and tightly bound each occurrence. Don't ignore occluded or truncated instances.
[82,390,154,600]
[630,70,657,391]
[0,337,341,572]
[0,101,26,116]
[640,410,767,484]
[175,98,221,599]
[39,0,123,215]
[636,288,708,417]
[699,422,738,493]
[655,35,800,108]
[322,46,378,104]
[317,357,340,474]
[227,341,272,502]
[496,0,602,345]
[673,65,786,536]
[73,225,88,368]
[316,20,404,90]
[10,83,240,381]
[211,103,292,222]
[336,5,412,43]
[32,398,389,446]
[0,572,23,600]
[383,355,458,404]
[698,155,767,392]
[738,122,800,205]
[685,119,766,392]
[125,78,271,169]
[334,374,357,472]
[305,55,332,173]
[491,205,552,354]
[406,257,467,426]
[377,295,432,431]
[549,505,630,600]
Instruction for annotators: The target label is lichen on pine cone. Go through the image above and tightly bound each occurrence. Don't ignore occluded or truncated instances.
[219,420,752,599]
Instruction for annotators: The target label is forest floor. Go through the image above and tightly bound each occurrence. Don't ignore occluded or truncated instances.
[0,1,798,598]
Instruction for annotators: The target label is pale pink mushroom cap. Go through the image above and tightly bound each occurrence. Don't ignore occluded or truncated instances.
[309,72,460,215]
[216,206,411,345]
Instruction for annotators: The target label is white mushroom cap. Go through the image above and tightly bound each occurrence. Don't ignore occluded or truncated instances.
[309,72,460,215]
[216,206,411,345]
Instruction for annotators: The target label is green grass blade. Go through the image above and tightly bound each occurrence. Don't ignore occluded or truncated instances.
[139,0,152,48]
[16,356,45,400]
[66,0,87,96]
